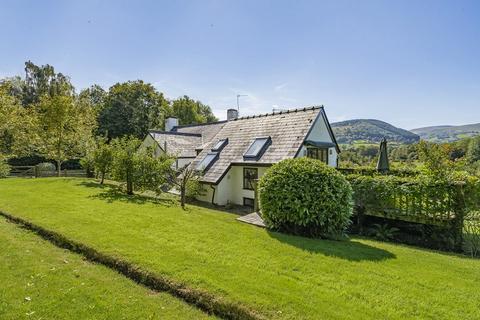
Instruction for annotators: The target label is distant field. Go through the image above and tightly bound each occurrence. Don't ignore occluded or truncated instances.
[0,216,211,320]
[1,178,479,319]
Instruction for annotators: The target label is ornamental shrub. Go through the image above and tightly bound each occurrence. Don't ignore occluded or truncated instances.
[0,159,10,178]
[258,157,353,238]
[36,162,57,177]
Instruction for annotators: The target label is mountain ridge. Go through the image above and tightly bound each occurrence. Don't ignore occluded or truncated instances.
[411,123,480,142]
[331,119,420,145]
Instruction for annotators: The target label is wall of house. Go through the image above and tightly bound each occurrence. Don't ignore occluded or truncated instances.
[196,165,269,206]
[139,135,164,157]
[295,114,338,167]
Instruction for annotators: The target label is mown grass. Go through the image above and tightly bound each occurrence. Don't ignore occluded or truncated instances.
[1,178,480,319]
[0,216,212,320]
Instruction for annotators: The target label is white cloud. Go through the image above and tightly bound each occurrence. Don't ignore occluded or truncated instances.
[274,82,288,92]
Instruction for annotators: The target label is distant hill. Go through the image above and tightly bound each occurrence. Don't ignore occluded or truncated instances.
[411,123,480,142]
[331,119,420,145]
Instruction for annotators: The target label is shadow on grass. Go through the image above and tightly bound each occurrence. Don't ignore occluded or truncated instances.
[189,199,253,216]
[267,231,396,262]
[78,181,176,206]
[77,180,108,189]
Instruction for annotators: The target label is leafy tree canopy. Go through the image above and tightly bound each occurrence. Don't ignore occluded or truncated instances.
[171,95,217,125]
[98,81,170,139]
[34,94,96,176]
[22,61,75,106]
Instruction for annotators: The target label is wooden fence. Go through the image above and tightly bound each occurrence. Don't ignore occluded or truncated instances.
[346,175,475,250]
[9,166,87,178]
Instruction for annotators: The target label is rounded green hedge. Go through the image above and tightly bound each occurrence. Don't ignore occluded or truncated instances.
[258,157,353,238]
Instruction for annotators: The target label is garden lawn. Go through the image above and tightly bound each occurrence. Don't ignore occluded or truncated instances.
[1,178,479,319]
[0,216,212,320]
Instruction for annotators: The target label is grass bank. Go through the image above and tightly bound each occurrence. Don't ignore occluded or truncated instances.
[0,216,212,319]
[1,178,479,319]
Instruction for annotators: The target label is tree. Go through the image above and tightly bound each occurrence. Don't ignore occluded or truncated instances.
[79,84,106,112]
[0,87,37,158]
[417,140,454,180]
[134,149,173,194]
[171,95,217,125]
[34,94,96,176]
[22,61,74,106]
[98,81,170,139]
[466,136,480,164]
[93,138,114,184]
[111,136,141,195]
[81,136,113,182]
[167,165,200,210]
[110,136,172,195]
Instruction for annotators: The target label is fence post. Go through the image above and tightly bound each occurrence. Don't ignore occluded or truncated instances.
[356,205,365,234]
[452,183,466,252]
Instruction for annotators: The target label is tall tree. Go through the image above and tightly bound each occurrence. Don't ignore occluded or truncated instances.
[79,84,106,111]
[98,81,170,139]
[171,95,217,125]
[0,87,37,157]
[22,61,74,106]
[34,94,96,176]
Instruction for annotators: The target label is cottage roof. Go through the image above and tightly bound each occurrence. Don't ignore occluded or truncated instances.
[148,120,226,158]
[192,106,337,184]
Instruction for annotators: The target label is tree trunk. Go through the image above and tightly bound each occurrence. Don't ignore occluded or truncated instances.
[180,187,186,210]
[126,170,133,195]
[57,160,62,177]
[100,172,105,185]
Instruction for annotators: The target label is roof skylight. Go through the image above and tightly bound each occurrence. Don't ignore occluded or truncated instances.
[211,138,228,152]
[243,137,271,160]
[196,152,219,172]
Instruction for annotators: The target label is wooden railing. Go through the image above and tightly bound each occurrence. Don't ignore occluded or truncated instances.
[9,166,86,178]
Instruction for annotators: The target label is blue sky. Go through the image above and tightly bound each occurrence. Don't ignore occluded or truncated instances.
[1,0,479,129]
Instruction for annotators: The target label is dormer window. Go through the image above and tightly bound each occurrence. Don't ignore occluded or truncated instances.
[243,137,271,161]
[196,152,219,172]
[211,138,228,152]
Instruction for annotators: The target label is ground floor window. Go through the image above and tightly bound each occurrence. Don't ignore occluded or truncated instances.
[307,148,329,164]
[243,197,255,208]
[243,167,258,190]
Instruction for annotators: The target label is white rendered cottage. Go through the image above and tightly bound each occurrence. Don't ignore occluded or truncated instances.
[141,106,340,207]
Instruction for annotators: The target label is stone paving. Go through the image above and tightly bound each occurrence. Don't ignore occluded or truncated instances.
[236,212,265,228]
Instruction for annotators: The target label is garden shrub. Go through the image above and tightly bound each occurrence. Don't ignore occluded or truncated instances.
[0,159,10,178]
[258,157,353,238]
[36,162,56,175]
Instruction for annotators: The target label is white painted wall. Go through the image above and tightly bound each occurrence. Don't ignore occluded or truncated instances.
[295,113,338,167]
[139,134,164,157]
[196,165,270,206]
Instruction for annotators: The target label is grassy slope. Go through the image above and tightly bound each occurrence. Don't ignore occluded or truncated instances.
[0,178,479,319]
[0,216,212,320]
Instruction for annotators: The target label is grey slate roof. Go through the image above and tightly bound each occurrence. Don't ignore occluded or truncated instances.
[149,131,201,158]
[192,106,324,184]
[148,120,226,158]
[173,121,227,143]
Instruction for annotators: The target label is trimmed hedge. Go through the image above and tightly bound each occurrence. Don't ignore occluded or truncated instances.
[258,158,353,238]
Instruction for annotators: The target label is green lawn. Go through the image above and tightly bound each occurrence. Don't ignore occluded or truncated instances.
[1,178,479,319]
[0,215,212,320]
